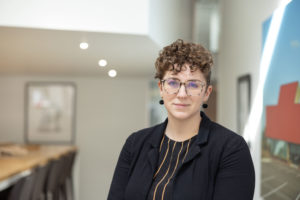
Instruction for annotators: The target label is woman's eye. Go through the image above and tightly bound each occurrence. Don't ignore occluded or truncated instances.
[188,82,199,88]
[168,80,179,86]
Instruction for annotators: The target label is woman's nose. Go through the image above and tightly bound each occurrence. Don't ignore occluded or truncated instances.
[177,84,188,97]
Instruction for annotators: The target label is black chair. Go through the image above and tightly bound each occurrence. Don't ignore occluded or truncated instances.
[44,158,66,200]
[0,186,12,200]
[31,163,51,200]
[57,154,70,200]
[61,151,76,200]
[7,169,38,200]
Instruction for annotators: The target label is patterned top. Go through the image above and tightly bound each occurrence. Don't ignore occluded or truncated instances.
[147,134,198,200]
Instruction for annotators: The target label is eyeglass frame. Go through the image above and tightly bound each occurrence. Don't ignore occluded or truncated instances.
[160,78,207,96]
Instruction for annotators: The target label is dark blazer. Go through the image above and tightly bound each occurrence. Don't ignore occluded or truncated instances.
[108,112,255,200]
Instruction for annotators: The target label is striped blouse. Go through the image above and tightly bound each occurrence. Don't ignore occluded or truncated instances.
[147,134,197,200]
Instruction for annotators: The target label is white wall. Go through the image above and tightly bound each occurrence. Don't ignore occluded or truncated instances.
[0,75,149,199]
[194,3,214,49]
[148,0,194,47]
[0,0,149,34]
[217,0,285,199]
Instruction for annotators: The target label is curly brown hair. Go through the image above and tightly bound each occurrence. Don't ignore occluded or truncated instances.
[155,39,213,85]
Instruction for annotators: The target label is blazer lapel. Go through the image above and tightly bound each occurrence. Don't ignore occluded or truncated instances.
[147,147,159,172]
[183,111,211,164]
[146,118,168,171]
[140,119,167,199]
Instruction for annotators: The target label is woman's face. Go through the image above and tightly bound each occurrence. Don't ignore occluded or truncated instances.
[158,64,212,121]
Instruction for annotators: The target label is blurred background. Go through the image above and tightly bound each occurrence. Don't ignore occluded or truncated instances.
[0,0,298,199]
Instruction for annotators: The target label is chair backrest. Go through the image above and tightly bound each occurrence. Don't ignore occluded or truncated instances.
[45,158,65,194]
[31,163,50,200]
[44,152,77,200]
[67,151,77,178]
[62,151,77,182]
[59,151,77,200]
[8,169,38,200]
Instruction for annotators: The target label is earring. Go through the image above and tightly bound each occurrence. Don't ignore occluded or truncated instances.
[202,103,208,108]
[159,99,164,105]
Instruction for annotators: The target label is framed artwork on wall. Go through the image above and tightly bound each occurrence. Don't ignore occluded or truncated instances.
[25,82,76,144]
[237,74,251,135]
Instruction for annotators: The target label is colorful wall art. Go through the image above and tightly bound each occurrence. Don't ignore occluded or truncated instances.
[261,0,300,199]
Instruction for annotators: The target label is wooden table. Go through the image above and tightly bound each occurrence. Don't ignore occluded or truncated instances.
[0,144,77,191]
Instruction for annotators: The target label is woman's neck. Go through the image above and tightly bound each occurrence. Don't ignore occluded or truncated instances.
[165,113,201,142]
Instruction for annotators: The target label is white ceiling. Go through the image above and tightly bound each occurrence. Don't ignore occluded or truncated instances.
[0,26,160,77]
[0,0,219,78]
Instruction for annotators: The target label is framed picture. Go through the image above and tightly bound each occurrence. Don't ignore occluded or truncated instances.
[237,74,251,135]
[25,82,76,144]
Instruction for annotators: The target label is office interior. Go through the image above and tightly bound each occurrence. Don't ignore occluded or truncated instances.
[0,0,299,199]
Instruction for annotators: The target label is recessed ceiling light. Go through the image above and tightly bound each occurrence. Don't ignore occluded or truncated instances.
[108,69,117,78]
[79,42,89,50]
[98,59,107,67]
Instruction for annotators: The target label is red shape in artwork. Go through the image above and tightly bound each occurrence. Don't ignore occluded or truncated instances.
[266,82,300,144]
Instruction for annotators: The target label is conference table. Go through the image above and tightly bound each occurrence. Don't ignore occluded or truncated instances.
[0,143,77,192]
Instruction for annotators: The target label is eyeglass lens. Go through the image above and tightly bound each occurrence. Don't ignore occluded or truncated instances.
[164,79,204,96]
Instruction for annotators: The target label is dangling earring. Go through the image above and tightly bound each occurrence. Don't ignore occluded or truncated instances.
[159,99,164,105]
[202,103,208,108]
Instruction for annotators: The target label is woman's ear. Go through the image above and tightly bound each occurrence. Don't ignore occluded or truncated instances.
[158,81,163,97]
[203,85,213,102]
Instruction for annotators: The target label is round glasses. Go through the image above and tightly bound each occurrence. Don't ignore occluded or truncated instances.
[161,78,206,96]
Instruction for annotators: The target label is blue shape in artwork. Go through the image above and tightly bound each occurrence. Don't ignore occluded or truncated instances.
[263,0,300,107]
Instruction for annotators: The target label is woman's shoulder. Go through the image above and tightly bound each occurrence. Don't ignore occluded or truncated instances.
[126,121,166,145]
[200,112,246,148]
[207,120,249,151]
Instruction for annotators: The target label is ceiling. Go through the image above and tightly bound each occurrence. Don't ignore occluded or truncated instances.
[0,0,219,78]
[0,26,160,77]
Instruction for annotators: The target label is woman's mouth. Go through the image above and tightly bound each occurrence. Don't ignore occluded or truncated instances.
[173,103,189,108]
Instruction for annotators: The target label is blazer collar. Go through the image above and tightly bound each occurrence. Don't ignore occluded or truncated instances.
[147,111,211,148]
[195,111,211,145]
[147,118,168,148]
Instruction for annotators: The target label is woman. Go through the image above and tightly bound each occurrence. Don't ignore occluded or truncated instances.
[108,39,255,200]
